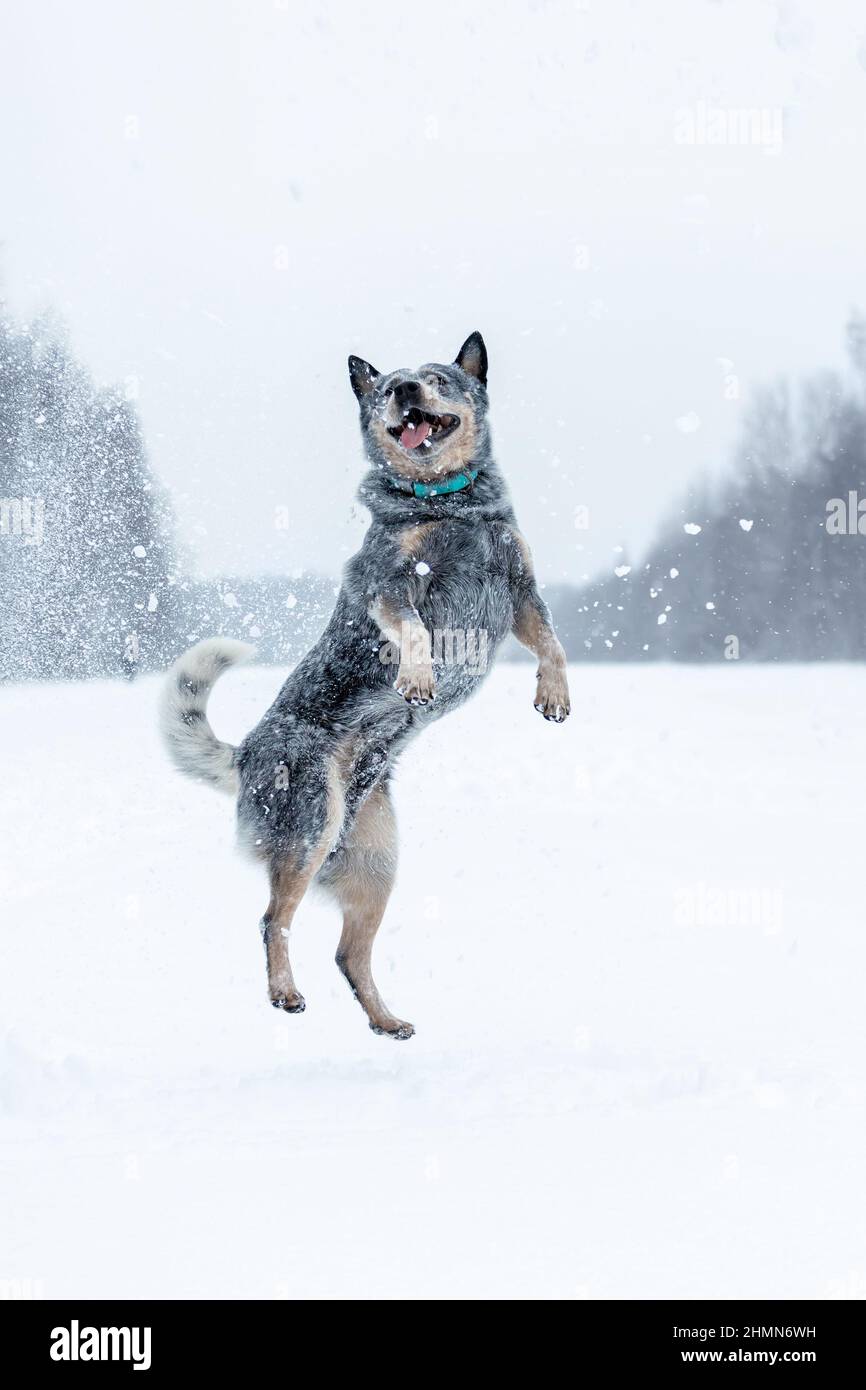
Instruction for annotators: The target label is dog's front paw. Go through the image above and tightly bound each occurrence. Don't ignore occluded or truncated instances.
[534,669,570,723]
[395,663,436,706]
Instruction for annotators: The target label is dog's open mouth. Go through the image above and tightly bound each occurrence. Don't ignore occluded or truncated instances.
[389,407,460,451]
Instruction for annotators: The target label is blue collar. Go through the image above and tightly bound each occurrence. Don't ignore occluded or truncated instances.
[389,468,479,500]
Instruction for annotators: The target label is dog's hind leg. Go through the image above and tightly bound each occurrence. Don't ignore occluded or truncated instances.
[319,782,414,1040]
[260,861,313,1013]
[260,759,345,1014]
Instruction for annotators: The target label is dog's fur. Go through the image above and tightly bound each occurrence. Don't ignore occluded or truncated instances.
[160,334,569,1038]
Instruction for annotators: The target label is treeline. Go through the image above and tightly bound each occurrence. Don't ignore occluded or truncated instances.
[552,317,866,662]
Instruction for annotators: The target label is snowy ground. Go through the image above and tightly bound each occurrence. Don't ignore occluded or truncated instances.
[2,662,865,1300]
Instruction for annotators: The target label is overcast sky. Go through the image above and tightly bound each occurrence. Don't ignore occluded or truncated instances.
[3,0,866,585]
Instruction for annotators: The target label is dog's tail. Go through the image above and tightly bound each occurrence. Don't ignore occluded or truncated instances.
[159,638,255,795]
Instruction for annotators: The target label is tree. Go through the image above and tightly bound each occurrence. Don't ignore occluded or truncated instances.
[0,306,178,680]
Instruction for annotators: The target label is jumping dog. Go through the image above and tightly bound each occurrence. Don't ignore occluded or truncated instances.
[161,333,570,1038]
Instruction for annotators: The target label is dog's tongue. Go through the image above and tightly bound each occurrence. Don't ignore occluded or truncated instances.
[400,418,430,450]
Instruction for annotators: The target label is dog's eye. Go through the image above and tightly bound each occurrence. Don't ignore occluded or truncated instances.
[433,374,449,390]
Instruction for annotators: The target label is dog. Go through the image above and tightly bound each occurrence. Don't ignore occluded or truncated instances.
[161,333,570,1039]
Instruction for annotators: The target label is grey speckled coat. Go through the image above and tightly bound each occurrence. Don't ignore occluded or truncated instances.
[160,334,570,1038]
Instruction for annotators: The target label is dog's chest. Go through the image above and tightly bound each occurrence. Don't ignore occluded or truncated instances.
[414,520,513,639]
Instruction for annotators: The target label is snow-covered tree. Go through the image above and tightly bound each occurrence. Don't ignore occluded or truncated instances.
[0,307,178,680]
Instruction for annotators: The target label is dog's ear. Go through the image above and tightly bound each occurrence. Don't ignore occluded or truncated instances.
[348,355,380,400]
[454,332,488,386]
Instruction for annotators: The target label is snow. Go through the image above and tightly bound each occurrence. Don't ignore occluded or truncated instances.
[2,664,865,1299]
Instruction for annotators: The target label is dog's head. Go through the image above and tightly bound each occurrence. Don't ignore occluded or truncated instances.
[348,333,489,481]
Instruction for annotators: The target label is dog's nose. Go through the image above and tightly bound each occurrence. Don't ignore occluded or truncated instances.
[394,379,421,405]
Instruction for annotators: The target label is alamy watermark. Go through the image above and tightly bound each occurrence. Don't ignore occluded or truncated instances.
[674,881,784,934]
[0,1277,43,1299]
[379,623,489,676]
[50,1320,151,1371]
[826,492,866,535]
[0,496,44,546]
[674,102,783,152]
